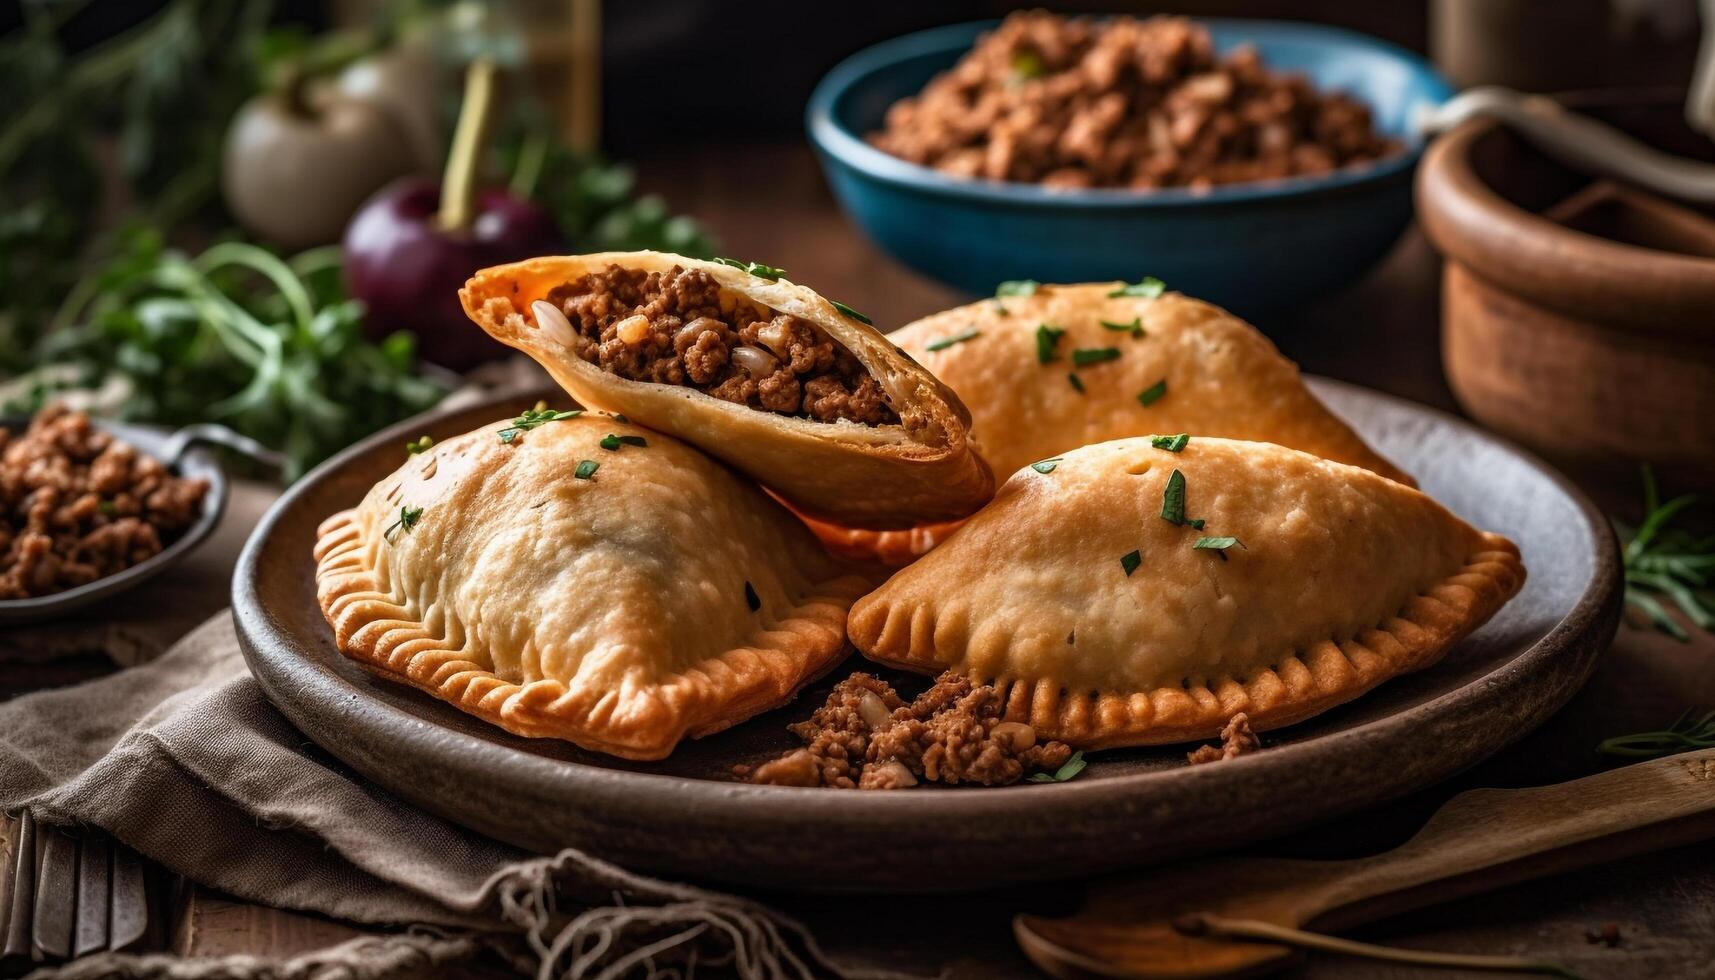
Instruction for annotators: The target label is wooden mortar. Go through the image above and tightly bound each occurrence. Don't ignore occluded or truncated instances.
[1417,99,1715,490]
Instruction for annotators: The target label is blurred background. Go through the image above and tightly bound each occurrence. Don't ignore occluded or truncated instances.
[0,0,1710,483]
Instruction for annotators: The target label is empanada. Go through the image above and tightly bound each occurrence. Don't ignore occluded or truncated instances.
[459,252,992,529]
[847,437,1523,748]
[807,284,1411,563]
[314,411,871,760]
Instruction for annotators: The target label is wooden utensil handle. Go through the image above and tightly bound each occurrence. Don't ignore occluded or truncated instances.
[1315,749,1715,930]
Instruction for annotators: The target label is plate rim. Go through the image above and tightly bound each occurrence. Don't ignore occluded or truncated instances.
[232,378,1618,883]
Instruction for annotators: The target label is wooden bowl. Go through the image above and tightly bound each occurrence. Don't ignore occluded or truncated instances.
[1417,95,1715,490]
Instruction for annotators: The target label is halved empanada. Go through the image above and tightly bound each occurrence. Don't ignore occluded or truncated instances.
[458,252,992,529]
[806,284,1411,563]
[847,437,1523,748]
[313,412,871,760]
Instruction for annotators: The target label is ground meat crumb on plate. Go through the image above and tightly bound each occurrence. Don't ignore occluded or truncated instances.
[1187,712,1260,765]
[736,672,1074,789]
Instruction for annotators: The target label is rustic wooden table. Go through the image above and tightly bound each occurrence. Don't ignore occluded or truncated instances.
[3,143,1711,978]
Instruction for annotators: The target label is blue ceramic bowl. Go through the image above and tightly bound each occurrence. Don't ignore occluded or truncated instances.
[807,19,1453,317]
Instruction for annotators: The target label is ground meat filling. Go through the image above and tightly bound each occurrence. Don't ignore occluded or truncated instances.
[1186,712,1260,765]
[868,12,1400,190]
[0,406,210,600]
[736,672,1074,789]
[546,265,902,427]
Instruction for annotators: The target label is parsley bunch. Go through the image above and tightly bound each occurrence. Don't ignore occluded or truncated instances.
[1616,466,1714,641]
[3,230,446,481]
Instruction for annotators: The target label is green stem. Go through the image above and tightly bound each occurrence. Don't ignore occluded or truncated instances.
[437,58,499,234]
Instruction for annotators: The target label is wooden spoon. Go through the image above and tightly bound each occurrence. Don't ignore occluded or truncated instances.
[1017,748,1715,979]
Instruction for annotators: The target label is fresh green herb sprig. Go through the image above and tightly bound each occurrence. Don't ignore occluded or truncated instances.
[384,505,423,543]
[1616,466,1714,641]
[1598,708,1715,758]
[712,256,785,280]
[5,233,446,480]
[830,300,872,324]
[1136,378,1167,406]
[1072,347,1120,367]
[1109,276,1165,299]
[1028,750,1087,783]
[1035,323,1065,364]
[927,329,981,352]
[499,403,581,444]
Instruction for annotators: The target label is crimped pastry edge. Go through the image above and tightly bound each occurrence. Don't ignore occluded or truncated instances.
[313,508,869,760]
[850,536,1526,748]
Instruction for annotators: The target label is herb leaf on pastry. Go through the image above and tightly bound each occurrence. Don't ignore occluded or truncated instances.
[313,410,871,760]
[847,436,1523,749]
[805,283,1411,563]
[458,251,993,528]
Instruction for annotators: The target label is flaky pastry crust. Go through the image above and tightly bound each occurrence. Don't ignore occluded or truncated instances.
[847,437,1522,748]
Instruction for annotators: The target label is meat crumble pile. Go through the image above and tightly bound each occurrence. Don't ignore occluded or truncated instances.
[868,11,1399,190]
[737,672,1074,789]
[546,265,903,427]
[1,406,209,599]
[1187,712,1260,765]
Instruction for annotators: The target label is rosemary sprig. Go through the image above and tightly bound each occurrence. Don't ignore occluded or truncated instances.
[1598,708,1715,758]
[1616,465,1714,641]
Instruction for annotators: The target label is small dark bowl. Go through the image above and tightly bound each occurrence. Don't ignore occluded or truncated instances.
[0,419,229,625]
[807,19,1453,317]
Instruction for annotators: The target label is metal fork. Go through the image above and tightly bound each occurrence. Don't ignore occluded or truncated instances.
[0,813,152,973]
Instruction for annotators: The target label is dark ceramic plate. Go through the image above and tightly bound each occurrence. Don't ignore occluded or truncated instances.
[0,418,229,626]
[234,381,1619,892]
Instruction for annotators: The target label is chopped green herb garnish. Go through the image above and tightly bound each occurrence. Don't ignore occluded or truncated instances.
[1030,458,1062,474]
[599,433,648,451]
[1161,469,1187,525]
[744,580,761,611]
[996,279,1039,298]
[619,434,646,447]
[1010,50,1046,80]
[1028,750,1087,783]
[1151,433,1190,452]
[1108,276,1166,299]
[384,505,423,543]
[1072,347,1120,367]
[1035,323,1066,364]
[612,414,630,424]
[830,299,872,324]
[406,435,434,455]
[1067,372,1085,394]
[1101,317,1146,338]
[1194,536,1243,561]
[1188,518,1206,530]
[574,460,600,480]
[927,329,981,352]
[499,403,581,443]
[1136,378,1168,406]
[713,256,786,280]
[1120,550,1142,576]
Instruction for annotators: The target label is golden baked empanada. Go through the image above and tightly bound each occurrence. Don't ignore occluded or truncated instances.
[314,411,871,760]
[807,283,1410,563]
[459,252,992,529]
[848,436,1523,748]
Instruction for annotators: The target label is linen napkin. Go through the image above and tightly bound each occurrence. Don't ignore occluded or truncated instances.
[0,612,881,980]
